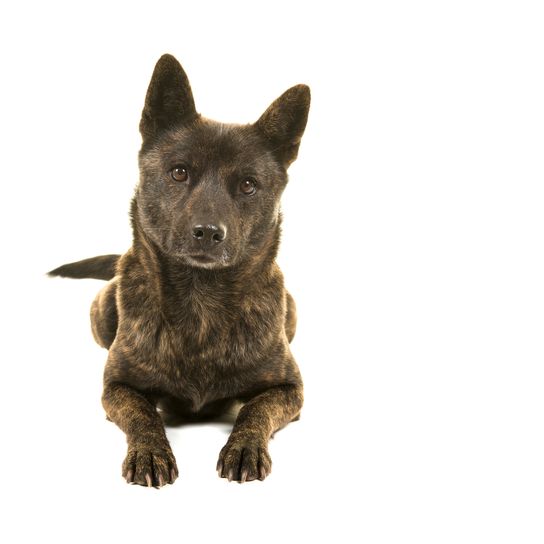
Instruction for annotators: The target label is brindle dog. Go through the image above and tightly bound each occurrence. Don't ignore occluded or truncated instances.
[49,54,310,486]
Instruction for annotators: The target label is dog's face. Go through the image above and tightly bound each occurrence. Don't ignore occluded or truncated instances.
[136,55,310,269]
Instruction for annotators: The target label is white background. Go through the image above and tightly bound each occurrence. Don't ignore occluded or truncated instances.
[1,1,543,542]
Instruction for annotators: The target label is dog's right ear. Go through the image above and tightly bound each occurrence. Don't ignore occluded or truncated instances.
[139,54,197,141]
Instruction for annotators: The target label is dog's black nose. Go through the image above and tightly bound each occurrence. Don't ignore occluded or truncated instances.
[192,224,226,244]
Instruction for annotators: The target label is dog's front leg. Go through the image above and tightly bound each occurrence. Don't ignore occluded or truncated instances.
[217,383,303,482]
[102,382,178,487]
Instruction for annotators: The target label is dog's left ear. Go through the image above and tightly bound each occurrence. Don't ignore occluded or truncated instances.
[256,84,311,167]
[139,54,197,141]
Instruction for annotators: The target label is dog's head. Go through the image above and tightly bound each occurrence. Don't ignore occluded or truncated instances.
[135,54,310,269]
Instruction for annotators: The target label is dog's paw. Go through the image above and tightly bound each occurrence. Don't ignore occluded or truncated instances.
[216,438,272,482]
[122,445,178,487]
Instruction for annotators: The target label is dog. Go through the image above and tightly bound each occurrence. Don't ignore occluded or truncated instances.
[49,54,310,486]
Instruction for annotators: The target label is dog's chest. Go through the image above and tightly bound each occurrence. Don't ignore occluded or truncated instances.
[116,286,282,408]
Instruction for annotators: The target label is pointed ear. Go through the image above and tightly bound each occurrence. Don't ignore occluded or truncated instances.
[139,54,197,141]
[255,84,311,167]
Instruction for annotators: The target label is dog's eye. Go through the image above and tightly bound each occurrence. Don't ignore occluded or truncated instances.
[240,178,257,196]
[171,165,189,182]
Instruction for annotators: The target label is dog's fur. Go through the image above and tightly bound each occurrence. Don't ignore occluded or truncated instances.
[49,54,310,486]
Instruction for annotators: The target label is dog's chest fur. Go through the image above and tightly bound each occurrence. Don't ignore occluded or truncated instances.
[106,249,290,411]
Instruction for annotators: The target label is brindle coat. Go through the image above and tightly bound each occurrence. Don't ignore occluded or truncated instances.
[49,54,310,486]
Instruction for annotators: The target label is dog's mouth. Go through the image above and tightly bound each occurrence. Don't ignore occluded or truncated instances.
[187,253,216,265]
[163,236,235,269]
[183,251,232,269]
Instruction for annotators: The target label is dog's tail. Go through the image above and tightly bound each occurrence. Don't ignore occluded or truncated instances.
[48,254,121,281]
